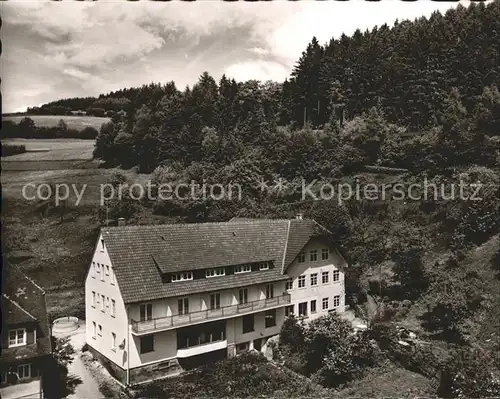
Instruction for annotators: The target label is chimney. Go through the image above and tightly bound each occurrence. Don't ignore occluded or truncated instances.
[295,213,303,220]
[118,218,126,226]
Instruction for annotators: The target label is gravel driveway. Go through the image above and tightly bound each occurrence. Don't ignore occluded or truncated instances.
[53,320,103,399]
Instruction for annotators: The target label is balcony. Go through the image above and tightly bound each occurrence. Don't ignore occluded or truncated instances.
[131,293,291,334]
[177,339,227,358]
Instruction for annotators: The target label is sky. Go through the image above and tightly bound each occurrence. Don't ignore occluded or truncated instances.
[1,0,476,113]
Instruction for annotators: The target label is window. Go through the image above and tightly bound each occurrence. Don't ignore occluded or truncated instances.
[210,293,221,310]
[96,293,100,305]
[333,270,340,282]
[286,279,293,290]
[111,299,116,317]
[259,262,269,270]
[91,262,95,278]
[322,271,329,284]
[92,322,96,339]
[205,268,225,278]
[91,291,96,307]
[298,252,305,263]
[236,342,249,353]
[100,265,105,281]
[17,364,31,379]
[106,296,110,310]
[96,263,100,275]
[310,273,318,286]
[178,298,189,315]
[111,333,116,351]
[105,265,110,276]
[242,314,254,333]
[265,309,276,328]
[9,329,26,347]
[98,324,103,336]
[310,250,318,262]
[140,335,154,354]
[100,239,105,251]
[140,303,153,321]
[101,295,105,312]
[239,288,248,304]
[234,264,251,274]
[322,298,329,310]
[322,248,329,260]
[265,284,274,299]
[171,272,193,282]
[333,295,340,308]
[285,305,294,317]
[110,268,115,285]
[298,302,307,317]
[311,300,317,313]
[298,275,306,288]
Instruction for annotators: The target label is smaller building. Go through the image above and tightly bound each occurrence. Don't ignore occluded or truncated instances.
[0,264,52,399]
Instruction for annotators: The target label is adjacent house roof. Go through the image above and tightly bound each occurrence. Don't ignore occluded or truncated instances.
[101,218,335,304]
[1,264,52,362]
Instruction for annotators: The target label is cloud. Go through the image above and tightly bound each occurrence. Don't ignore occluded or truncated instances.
[225,60,290,83]
[248,47,270,56]
[1,0,476,112]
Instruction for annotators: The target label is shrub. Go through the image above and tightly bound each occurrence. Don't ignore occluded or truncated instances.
[279,314,305,352]
[438,349,500,398]
[304,312,377,386]
[1,144,26,156]
[79,126,99,139]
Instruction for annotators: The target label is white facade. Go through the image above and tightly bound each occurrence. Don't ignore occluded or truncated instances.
[85,233,130,367]
[286,237,346,321]
[85,232,346,383]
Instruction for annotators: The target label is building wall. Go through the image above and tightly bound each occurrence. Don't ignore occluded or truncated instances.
[286,237,346,321]
[85,232,130,370]
[226,307,285,348]
[127,281,286,322]
[127,280,287,366]
[129,329,177,368]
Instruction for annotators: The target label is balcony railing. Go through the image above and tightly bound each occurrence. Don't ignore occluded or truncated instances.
[131,293,291,334]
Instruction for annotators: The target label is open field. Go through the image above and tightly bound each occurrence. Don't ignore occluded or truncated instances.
[1,137,118,319]
[2,138,95,161]
[1,137,155,320]
[4,115,110,130]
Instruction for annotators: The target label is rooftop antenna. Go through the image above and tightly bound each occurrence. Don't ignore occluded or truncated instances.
[106,202,109,227]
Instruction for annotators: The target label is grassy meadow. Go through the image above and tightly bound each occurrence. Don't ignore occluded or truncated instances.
[1,137,149,320]
[2,138,95,162]
[4,115,110,130]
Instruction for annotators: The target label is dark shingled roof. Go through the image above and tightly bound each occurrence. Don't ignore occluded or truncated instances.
[1,264,52,362]
[102,218,332,304]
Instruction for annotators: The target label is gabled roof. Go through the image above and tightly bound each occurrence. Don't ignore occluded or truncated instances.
[3,294,37,324]
[1,264,52,361]
[101,218,334,304]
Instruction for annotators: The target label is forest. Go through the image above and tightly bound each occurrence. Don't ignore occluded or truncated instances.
[89,3,500,395]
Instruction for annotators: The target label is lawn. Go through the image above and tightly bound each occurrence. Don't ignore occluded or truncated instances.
[1,138,95,161]
[4,115,110,131]
[337,361,437,398]
[1,136,139,320]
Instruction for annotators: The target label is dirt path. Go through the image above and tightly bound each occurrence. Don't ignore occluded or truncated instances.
[53,321,103,399]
